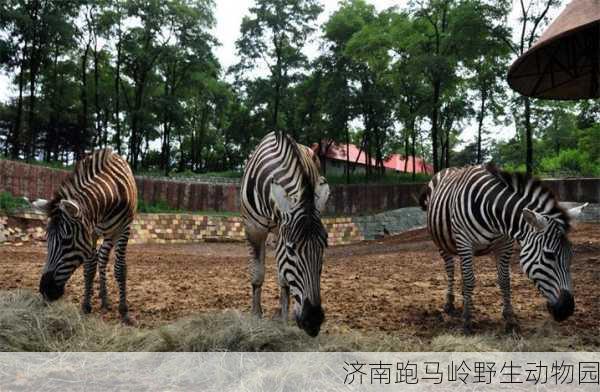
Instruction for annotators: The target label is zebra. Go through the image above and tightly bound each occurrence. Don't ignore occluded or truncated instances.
[241,131,330,337]
[419,164,586,333]
[32,149,137,324]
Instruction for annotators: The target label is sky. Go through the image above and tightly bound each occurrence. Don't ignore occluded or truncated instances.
[0,0,567,146]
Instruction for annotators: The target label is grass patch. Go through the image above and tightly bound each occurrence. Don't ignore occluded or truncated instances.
[136,199,239,216]
[136,170,242,180]
[0,192,30,214]
[0,290,596,352]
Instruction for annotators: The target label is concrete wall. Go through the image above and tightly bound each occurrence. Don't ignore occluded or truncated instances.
[1,159,598,215]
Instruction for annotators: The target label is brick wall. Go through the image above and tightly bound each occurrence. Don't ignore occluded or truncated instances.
[0,212,365,247]
[1,159,598,215]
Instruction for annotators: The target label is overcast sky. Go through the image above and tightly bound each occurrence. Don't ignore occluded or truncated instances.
[0,0,566,145]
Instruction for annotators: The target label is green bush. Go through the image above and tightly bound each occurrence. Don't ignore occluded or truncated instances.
[137,199,176,214]
[501,163,527,174]
[0,192,29,214]
[540,149,600,177]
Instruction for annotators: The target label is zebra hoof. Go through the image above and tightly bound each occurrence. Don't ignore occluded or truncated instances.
[462,323,474,335]
[251,307,263,319]
[443,303,460,317]
[271,309,288,322]
[121,315,136,326]
[81,303,92,314]
[504,320,521,334]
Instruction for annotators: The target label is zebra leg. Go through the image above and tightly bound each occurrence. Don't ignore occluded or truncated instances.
[247,230,267,318]
[114,228,133,325]
[440,250,457,315]
[82,254,98,314]
[97,238,114,311]
[273,283,290,322]
[457,241,475,334]
[494,242,519,332]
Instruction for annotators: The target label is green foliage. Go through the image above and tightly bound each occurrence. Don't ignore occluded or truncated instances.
[136,198,239,216]
[540,149,600,177]
[0,192,29,214]
[137,199,176,214]
[578,124,600,162]
[0,0,596,180]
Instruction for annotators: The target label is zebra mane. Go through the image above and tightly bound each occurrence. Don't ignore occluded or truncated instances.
[47,149,114,217]
[280,133,328,246]
[485,163,571,231]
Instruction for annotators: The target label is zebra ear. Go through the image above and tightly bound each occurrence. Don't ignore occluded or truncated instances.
[32,199,50,214]
[270,183,293,214]
[59,199,82,219]
[315,179,330,213]
[567,202,588,220]
[523,208,548,232]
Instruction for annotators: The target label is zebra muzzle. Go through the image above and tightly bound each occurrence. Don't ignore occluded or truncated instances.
[39,272,65,301]
[547,290,575,322]
[295,299,325,337]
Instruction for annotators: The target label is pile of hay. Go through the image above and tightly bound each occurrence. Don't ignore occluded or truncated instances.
[0,290,594,352]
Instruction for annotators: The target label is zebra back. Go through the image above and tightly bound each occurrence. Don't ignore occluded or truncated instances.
[241,132,324,231]
[48,149,137,234]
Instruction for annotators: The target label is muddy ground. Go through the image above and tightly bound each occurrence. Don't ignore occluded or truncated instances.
[0,223,599,343]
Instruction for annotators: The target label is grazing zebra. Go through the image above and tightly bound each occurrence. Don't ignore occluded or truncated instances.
[33,149,137,324]
[241,131,330,337]
[420,164,586,332]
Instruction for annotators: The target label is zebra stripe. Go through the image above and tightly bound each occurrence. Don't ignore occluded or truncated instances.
[421,164,577,331]
[241,131,329,337]
[35,149,137,324]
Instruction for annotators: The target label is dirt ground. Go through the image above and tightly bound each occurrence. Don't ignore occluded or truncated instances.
[1,223,599,342]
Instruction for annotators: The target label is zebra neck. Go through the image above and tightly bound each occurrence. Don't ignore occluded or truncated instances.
[511,208,539,244]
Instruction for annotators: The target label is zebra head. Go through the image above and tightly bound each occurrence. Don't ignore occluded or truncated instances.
[270,181,329,337]
[33,198,94,301]
[520,204,587,322]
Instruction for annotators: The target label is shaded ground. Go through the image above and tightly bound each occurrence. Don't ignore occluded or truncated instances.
[1,223,599,346]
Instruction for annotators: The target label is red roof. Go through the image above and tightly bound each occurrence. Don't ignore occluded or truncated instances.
[313,142,376,166]
[384,154,433,174]
[313,141,433,174]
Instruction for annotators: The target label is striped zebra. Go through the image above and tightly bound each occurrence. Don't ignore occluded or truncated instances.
[33,149,137,324]
[241,132,330,337]
[420,164,586,332]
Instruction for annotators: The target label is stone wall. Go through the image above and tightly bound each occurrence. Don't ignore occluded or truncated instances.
[1,159,599,215]
[0,211,368,247]
[1,203,595,248]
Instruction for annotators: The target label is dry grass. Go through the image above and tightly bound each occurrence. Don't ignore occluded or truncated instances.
[0,290,595,352]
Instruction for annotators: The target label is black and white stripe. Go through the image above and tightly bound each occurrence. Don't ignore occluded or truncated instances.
[241,132,329,337]
[420,164,584,331]
[34,149,137,324]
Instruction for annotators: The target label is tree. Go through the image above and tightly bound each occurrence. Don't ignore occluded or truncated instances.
[502,0,561,175]
[234,0,322,131]
[409,0,510,172]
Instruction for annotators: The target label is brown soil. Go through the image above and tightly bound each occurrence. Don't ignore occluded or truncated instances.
[1,223,599,342]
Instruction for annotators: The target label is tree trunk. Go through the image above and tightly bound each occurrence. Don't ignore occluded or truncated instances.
[93,46,102,146]
[345,126,350,184]
[114,35,122,154]
[431,80,441,172]
[477,90,487,164]
[524,97,533,176]
[10,54,26,159]
[79,41,91,160]
[411,123,417,181]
